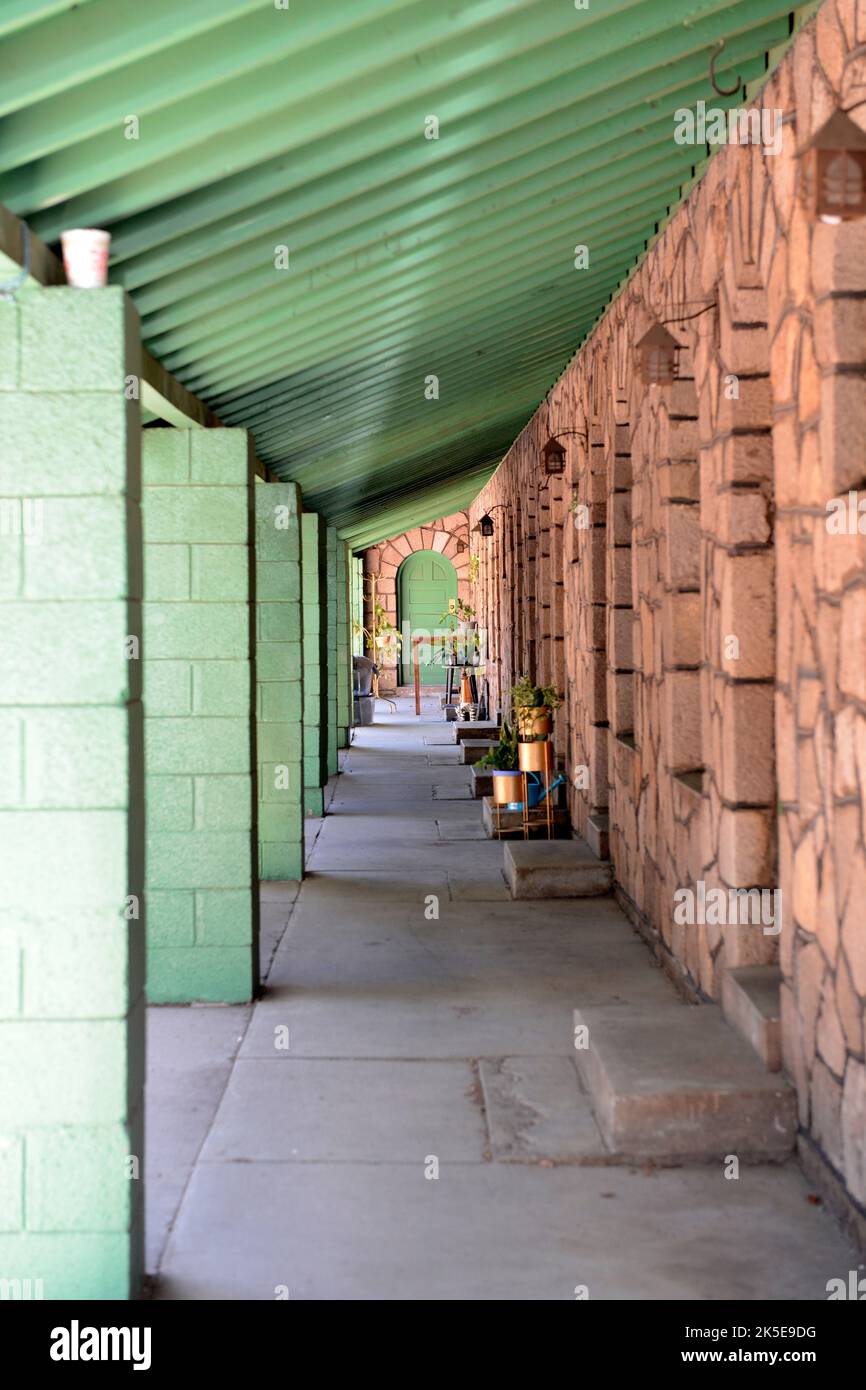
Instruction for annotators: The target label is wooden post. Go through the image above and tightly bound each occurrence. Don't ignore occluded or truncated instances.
[413,636,421,716]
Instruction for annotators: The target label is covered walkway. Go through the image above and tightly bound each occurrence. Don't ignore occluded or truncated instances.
[2,0,865,1308]
[147,698,853,1300]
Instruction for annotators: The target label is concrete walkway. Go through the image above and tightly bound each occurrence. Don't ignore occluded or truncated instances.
[147,697,856,1300]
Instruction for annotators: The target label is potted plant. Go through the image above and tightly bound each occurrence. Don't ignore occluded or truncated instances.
[509,675,563,739]
[438,597,480,667]
[477,721,523,805]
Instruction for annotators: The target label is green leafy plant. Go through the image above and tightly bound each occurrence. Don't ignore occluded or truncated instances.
[468,553,480,584]
[477,720,519,770]
[435,598,479,664]
[438,597,476,626]
[509,674,563,712]
[358,601,402,658]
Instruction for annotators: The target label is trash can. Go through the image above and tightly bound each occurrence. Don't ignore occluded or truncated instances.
[353,655,376,696]
[353,694,375,725]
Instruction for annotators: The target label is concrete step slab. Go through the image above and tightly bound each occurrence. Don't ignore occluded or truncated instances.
[721,965,783,1072]
[586,812,610,860]
[482,797,570,839]
[460,739,498,765]
[452,721,500,743]
[470,766,493,799]
[505,838,612,898]
[572,1003,796,1161]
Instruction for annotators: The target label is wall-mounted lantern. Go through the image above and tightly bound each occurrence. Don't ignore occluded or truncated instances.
[799,110,866,224]
[474,503,509,538]
[636,323,680,386]
[541,437,567,476]
[539,429,586,483]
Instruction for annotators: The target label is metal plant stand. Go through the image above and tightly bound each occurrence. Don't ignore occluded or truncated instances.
[519,743,555,840]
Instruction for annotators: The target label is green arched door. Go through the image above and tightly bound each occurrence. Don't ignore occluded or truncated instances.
[398,550,458,685]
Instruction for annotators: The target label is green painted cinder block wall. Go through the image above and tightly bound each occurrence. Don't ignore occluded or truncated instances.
[335,537,352,746]
[255,479,303,881]
[302,512,327,819]
[142,428,258,1004]
[325,527,339,776]
[0,287,145,1299]
[351,555,364,657]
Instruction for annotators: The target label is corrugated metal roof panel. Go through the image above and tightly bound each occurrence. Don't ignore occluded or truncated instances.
[0,0,794,546]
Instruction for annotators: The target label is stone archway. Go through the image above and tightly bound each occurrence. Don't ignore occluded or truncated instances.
[397,550,458,684]
[362,513,471,691]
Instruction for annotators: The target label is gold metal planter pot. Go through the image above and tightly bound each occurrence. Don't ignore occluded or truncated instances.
[518,740,554,773]
[492,770,523,804]
[516,706,552,738]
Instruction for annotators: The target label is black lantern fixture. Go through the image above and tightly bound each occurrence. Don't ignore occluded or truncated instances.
[474,502,509,537]
[800,110,866,224]
[538,429,586,483]
[636,322,680,386]
[541,437,567,476]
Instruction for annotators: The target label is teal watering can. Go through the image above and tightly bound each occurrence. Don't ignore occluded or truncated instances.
[509,772,567,811]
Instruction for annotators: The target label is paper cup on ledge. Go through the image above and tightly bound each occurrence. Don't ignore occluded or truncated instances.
[60,229,111,288]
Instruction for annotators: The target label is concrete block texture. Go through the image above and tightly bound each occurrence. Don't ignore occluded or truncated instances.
[0,287,144,1297]
[302,513,328,822]
[143,429,256,1003]
[256,482,304,882]
[325,526,339,776]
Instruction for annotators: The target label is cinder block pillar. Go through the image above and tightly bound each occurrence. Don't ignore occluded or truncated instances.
[302,512,327,818]
[142,428,257,1004]
[325,526,339,775]
[351,555,364,656]
[0,287,145,1298]
[335,537,352,744]
[255,480,303,881]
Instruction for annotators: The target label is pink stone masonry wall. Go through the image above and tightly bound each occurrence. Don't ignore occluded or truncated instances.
[469,2,866,1232]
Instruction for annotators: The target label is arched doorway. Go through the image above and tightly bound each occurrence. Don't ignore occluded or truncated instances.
[398,550,457,685]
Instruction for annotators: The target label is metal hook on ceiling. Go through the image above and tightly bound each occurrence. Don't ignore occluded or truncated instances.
[709,39,741,98]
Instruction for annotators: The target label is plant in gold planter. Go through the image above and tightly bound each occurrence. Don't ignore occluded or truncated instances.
[509,676,563,739]
[477,720,518,771]
[477,723,523,810]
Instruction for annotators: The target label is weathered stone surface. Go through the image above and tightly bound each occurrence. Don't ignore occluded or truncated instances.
[452,721,500,742]
[470,766,494,799]
[479,1057,606,1161]
[505,839,612,899]
[573,1003,796,1159]
[721,965,783,1072]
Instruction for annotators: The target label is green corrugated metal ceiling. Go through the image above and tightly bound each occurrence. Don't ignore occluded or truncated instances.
[0,0,795,546]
